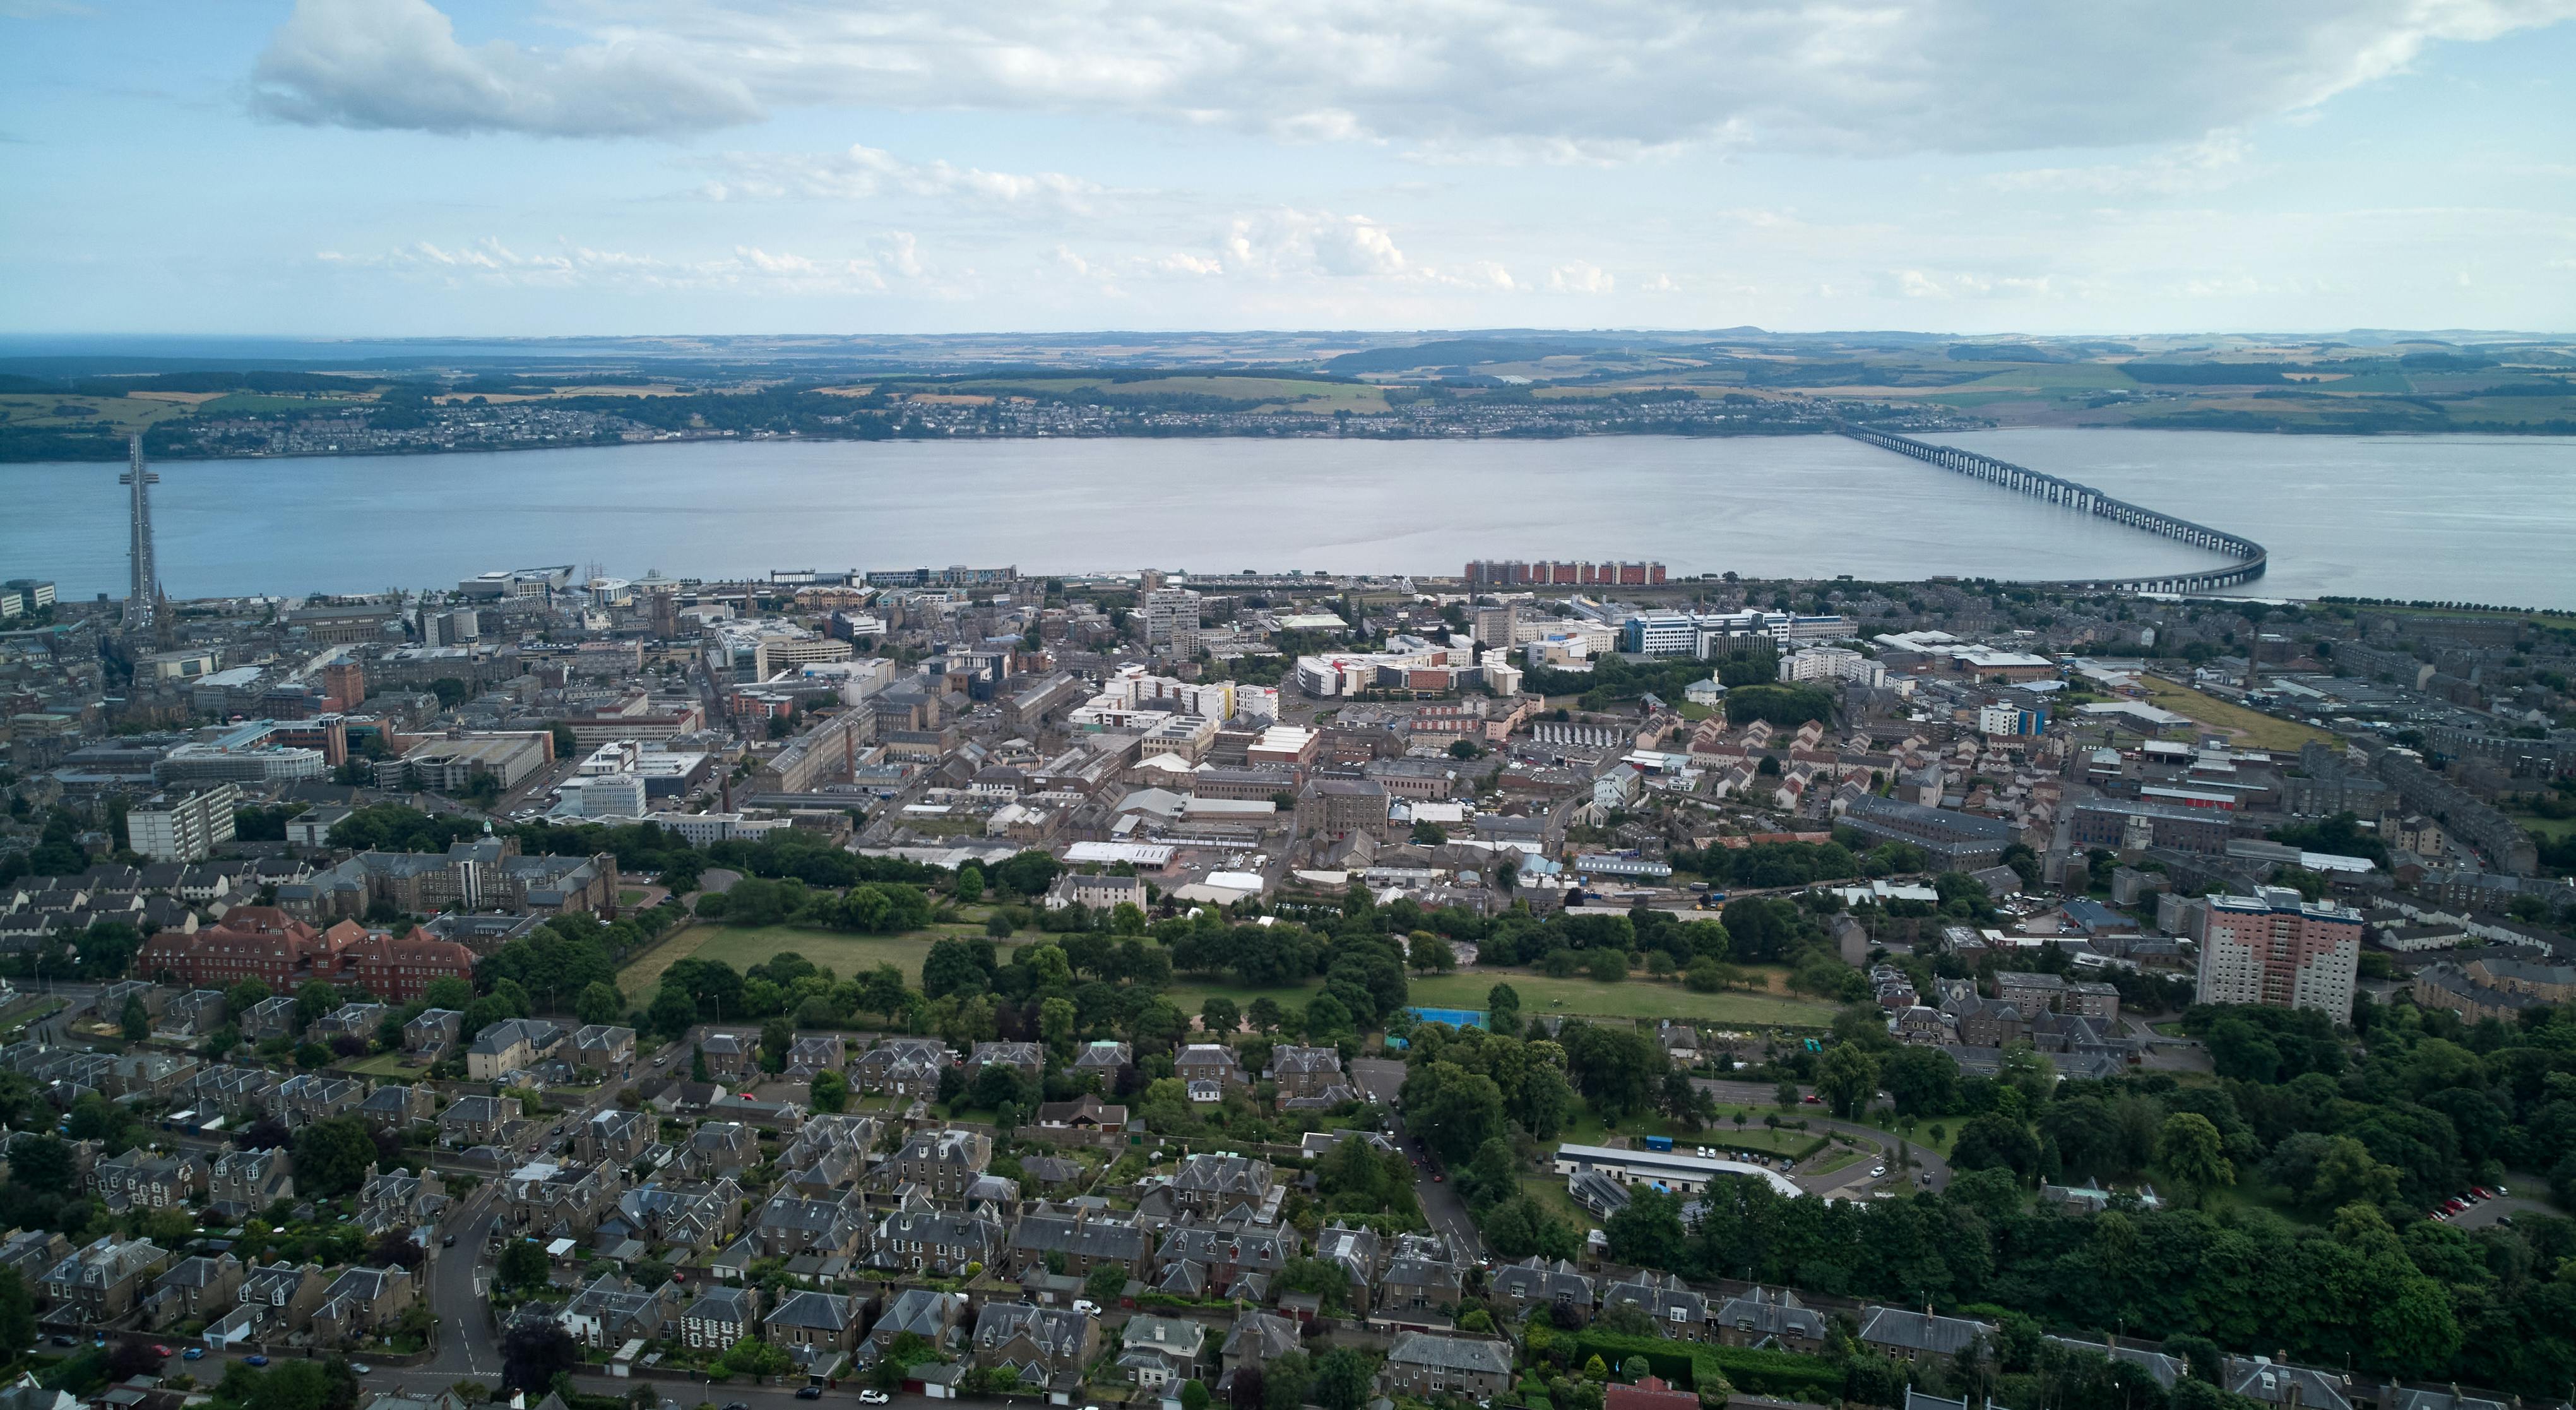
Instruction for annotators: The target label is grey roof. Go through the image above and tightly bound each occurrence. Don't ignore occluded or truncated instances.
[1492,1255,1593,1305]
[1860,1305,1997,1356]
[1384,1332,1512,1376]
[1716,1286,1824,1342]
[765,1289,853,1333]
[1221,1311,1302,1362]
[2224,1359,2354,1410]
[2046,1337,2186,1389]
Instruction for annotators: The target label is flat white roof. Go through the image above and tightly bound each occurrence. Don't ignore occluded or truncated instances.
[1554,1142,1805,1198]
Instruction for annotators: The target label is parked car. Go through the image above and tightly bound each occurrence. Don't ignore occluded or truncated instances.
[798,1390,825,1402]
[1870,1166,1887,1178]
[1801,1094,1822,1104]
[246,1356,270,1368]
[183,1349,205,1361]
[856,1393,887,1405]
[351,1365,373,1377]
[152,1346,172,1358]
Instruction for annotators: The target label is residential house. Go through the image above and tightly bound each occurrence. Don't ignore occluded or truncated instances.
[1168,1153,1274,1217]
[1071,1040,1131,1083]
[2046,1337,2185,1390]
[1220,1310,1302,1385]
[92,1150,206,1214]
[1605,1270,1709,1340]
[852,1037,952,1098]
[1156,1217,1293,1300]
[1118,1315,1208,1391]
[240,996,302,1043]
[684,1122,759,1178]
[880,1128,992,1198]
[1007,1202,1150,1281]
[403,1008,464,1060]
[358,1083,436,1132]
[753,1191,871,1261]
[970,1302,1098,1391]
[1490,1256,1594,1323]
[1034,1094,1129,1132]
[1858,1306,1999,1365]
[1313,1224,1382,1311]
[679,1284,760,1351]
[273,1072,366,1124]
[1714,1287,1826,1353]
[465,1018,564,1081]
[309,1265,417,1346]
[1266,1046,1351,1104]
[698,1031,760,1084]
[1379,1332,1515,1401]
[206,1147,294,1222]
[1381,1233,1467,1313]
[578,1109,655,1166]
[764,1290,859,1375]
[0,1230,69,1283]
[1175,1043,1244,1090]
[205,1261,329,1348]
[144,1253,244,1330]
[874,1205,1004,1276]
[862,1288,968,1366]
[356,1168,449,1237]
[784,1034,845,1081]
[2223,1358,2354,1410]
[501,1159,624,1239]
[560,1272,672,1348]
[967,1041,1045,1083]
[440,1094,523,1147]
[570,1024,638,1072]
[315,1002,389,1041]
[610,1179,742,1253]
[158,991,228,1039]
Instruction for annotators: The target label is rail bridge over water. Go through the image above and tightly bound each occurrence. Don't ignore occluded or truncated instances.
[1839,425,2267,594]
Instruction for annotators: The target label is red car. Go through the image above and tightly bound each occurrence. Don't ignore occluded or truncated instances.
[1801,1094,1822,1104]
[2472,1186,2496,1200]
[2443,1198,2467,1213]
[151,1346,172,1359]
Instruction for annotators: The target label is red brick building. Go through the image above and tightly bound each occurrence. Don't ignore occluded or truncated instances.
[335,933,477,1004]
[136,905,338,991]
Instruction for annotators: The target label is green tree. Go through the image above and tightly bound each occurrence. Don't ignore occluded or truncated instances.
[809,1070,849,1113]
[2157,1112,2235,1206]
[292,1115,379,1198]
[1180,1382,1213,1410]
[119,995,150,1042]
[224,977,273,1016]
[1813,1041,1880,1119]
[423,974,475,1010]
[1310,1349,1376,1410]
[574,983,625,1025]
[293,979,340,1030]
[720,1336,792,1381]
[1040,996,1079,1055]
[1084,1264,1130,1302]
[496,1239,550,1291]
[0,1266,33,1360]
[1201,996,1240,1038]
[1605,1186,1686,1267]
[954,866,985,904]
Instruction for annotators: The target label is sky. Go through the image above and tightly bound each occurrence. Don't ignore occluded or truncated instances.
[3,0,2574,338]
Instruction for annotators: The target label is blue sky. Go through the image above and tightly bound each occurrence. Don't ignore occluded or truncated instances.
[3,0,2573,337]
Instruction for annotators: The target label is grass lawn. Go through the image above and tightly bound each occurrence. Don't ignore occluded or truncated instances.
[2505,808,2576,842]
[1558,1100,1828,1161]
[1810,1147,1867,1177]
[619,922,1016,1003]
[1410,970,1839,1029]
[2137,678,2334,752]
[341,1051,424,1079]
[1165,976,1324,1020]
[1519,1172,1606,1230]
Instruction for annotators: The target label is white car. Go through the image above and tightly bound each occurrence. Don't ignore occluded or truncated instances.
[1870,1165,1887,1178]
[1072,1299,1098,1315]
[858,1393,891,1405]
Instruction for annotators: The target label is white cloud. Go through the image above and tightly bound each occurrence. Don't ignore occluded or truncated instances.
[250,0,763,137]
[1986,133,2256,196]
[1546,261,1615,294]
[316,234,927,295]
[248,0,2576,156]
[1222,209,1408,277]
[699,145,1109,214]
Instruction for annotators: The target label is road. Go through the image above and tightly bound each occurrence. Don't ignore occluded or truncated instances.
[1692,1077,1953,1198]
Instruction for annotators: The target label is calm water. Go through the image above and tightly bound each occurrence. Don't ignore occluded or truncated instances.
[1,431,2567,604]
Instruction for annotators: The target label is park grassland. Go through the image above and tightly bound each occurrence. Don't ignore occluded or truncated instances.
[2136,677,2335,752]
[617,921,1009,1003]
[624,924,1841,1031]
